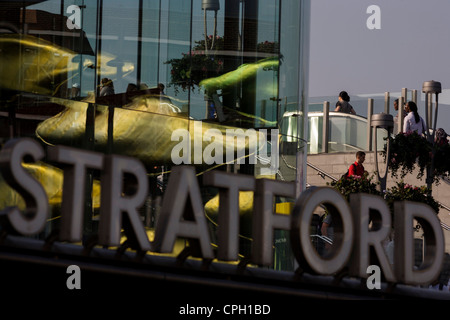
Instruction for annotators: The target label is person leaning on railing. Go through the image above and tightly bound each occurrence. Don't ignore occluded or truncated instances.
[334,90,356,115]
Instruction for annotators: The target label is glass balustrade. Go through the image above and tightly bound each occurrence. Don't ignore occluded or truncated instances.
[281,110,389,154]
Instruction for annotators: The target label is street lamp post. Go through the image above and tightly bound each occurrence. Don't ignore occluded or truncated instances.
[422,80,442,190]
[202,0,220,53]
[371,113,394,193]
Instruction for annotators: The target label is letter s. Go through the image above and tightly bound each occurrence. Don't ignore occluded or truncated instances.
[0,138,48,235]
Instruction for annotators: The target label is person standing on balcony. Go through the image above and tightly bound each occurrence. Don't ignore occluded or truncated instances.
[393,98,400,133]
[403,101,426,135]
[334,90,356,115]
[393,98,399,120]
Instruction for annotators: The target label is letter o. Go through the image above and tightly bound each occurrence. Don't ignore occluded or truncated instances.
[290,187,353,275]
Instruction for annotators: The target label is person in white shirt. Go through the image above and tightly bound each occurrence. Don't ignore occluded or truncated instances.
[403,101,426,135]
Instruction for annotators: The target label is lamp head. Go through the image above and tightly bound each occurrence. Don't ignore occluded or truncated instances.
[422,80,442,94]
[202,0,220,11]
[371,113,394,130]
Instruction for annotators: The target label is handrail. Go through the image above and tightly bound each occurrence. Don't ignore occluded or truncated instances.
[307,161,338,182]
[438,201,450,213]
[441,221,450,231]
[308,111,368,121]
[284,110,369,121]
[310,234,333,245]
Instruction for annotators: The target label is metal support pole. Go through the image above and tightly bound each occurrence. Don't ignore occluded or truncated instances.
[422,80,442,190]
[411,89,417,104]
[83,103,96,243]
[401,87,408,103]
[371,113,394,192]
[384,92,390,114]
[433,94,439,140]
[427,93,433,133]
[367,98,373,151]
[424,92,428,136]
[322,101,329,153]
[398,96,404,134]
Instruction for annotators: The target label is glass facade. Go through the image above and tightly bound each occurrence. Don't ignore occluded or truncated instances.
[0,0,310,270]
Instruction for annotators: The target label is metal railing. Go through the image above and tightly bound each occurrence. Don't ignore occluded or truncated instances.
[306,161,337,181]
[302,88,419,154]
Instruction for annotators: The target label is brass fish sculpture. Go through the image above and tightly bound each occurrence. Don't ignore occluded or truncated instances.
[36,95,265,166]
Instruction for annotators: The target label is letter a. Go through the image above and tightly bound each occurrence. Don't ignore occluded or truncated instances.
[66,5,81,30]
[66,265,81,289]
[366,265,381,290]
[171,129,191,164]
[366,5,381,30]
[152,166,214,259]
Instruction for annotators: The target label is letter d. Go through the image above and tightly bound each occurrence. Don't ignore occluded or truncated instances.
[394,201,444,286]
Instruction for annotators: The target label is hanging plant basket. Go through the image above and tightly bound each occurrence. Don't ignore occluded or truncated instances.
[382,132,450,184]
[165,36,280,94]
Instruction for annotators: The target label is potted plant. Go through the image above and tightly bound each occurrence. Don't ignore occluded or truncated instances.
[383,131,450,184]
[384,132,431,180]
[384,181,440,215]
[165,36,280,94]
[328,172,381,201]
[164,36,225,94]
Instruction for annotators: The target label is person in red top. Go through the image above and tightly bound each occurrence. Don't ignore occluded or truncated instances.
[347,151,367,178]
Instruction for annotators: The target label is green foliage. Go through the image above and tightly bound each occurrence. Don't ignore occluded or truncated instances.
[165,36,280,93]
[328,132,444,218]
[384,181,440,214]
[165,36,225,93]
[256,40,280,53]
[328,173,381,201]
[329,175,440,216]
[384,132,431,180]
[383,132,450,183]
[432,137,450,180]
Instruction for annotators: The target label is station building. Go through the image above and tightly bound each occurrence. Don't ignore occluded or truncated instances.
[0,0,448,304]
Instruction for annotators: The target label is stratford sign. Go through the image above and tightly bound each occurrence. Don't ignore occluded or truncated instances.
[0,138,445,287]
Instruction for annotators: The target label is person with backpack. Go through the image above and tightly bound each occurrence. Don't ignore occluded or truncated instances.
[346,151,367,178]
